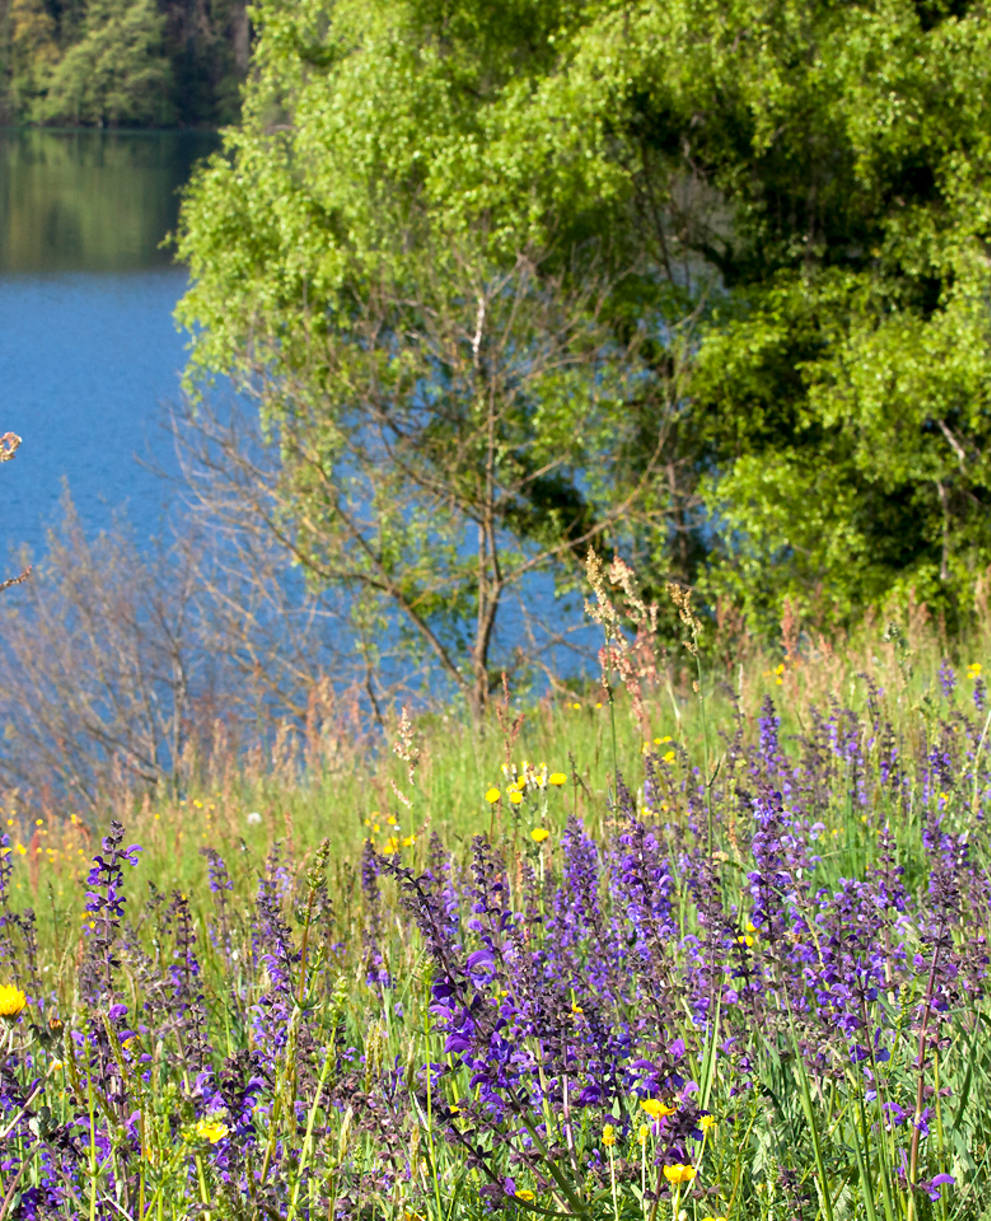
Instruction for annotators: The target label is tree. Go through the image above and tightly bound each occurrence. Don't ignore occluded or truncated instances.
[0,0,59,119]
[40,0,173,125]
[599,0,991,633]
[179,0,991,659]
[161,0,249,125]
[175,0,704,710]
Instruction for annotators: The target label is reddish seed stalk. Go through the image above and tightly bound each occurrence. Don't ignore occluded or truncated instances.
[907,932,943,1218]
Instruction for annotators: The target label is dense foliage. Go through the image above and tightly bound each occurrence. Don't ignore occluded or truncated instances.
[175,0,991,685]
[0,0,248,125]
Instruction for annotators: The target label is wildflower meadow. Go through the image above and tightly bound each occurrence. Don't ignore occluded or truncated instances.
[2,573,991,1220]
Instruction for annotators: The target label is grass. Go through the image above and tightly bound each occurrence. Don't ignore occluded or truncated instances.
[4,580,991,1219]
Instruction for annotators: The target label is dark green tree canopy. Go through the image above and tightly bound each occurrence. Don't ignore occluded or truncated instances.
[176,0,991,682]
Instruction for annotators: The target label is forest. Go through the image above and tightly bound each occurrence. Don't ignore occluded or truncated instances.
[0,0,248,126]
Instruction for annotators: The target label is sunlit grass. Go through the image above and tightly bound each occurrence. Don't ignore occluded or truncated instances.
[3,597,991,1217]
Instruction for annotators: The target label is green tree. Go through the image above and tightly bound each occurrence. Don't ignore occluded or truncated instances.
[40,0,172,125]
[613,0,991,633]
[175,0,701,709]
[0,0,59,118]
[178,0,991,664]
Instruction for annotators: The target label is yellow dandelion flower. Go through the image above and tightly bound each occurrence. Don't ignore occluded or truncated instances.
[570,701,581,710]
[637,1123,650,1146]
[0,984,26,1018]
[485,788,501,804]
[548,772,567,786]
[968,662,983,679]
[402,835,416,848]
[508,791,523,805]
[602,1123,617,1147]
[531,828,549,843]
[641,1098,677,1119]
[700,1114,717,1135]
[662,1163,696,1185]
[193,1118,229,1144]
[662,750,676,764]
[515,1189,535,1202]
[381,836,400,855]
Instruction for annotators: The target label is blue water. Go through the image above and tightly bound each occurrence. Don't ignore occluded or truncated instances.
[0,128,213,560]
[0,269,187,560]
[0,129,596,707]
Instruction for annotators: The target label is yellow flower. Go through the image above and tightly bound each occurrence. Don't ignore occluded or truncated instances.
[531,828,549,843]
[737,921,758,948]
[641,1098,676,1119]
[0,984,26,1018]
[700,1114,717,1135]
[637,1123,650,1146]
[548,772,567,786]
[508,791,524,806]
[485,788,501,804]
[193,1118,229,1144]
[602,1123,617,1147]
[381,836,400,855]
[968,662,983,679]
[662,750,676,764]
[700,1216,728,1221]
[662,1163,696,1185]
[515,1189,535,1202]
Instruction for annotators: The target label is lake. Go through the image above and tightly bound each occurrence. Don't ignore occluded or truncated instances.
[0,127,218,559]
[0,127,593,724]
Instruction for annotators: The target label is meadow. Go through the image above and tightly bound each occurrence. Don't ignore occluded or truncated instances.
[3,573,991,1221]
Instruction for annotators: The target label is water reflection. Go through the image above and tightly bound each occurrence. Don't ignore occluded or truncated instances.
[0,128,219,273]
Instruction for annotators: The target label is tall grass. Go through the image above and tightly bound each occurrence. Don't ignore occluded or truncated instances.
[3,577,991,1219]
